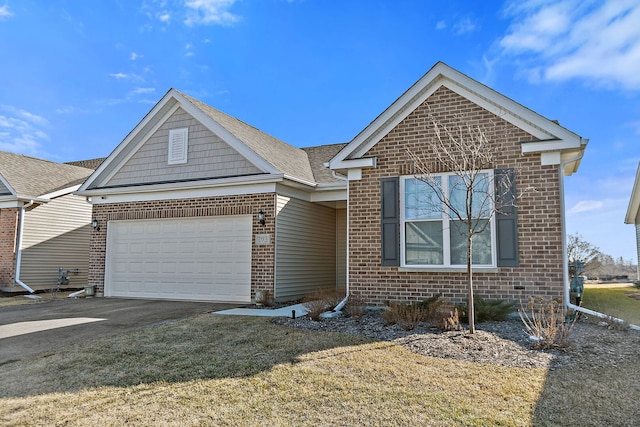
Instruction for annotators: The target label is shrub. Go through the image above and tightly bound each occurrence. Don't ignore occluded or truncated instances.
[255,290,274,307]
[518,297,575,349]
[457,296,516,323]
[344,294,366,319]
[431,300,461,331]
[382,302,426,330]
[303,289,346,321]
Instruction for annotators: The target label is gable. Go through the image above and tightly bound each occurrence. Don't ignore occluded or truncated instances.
[0,175,12,196]
[330,62,586,175]
[366,86,533,164]
[103,107,262,188]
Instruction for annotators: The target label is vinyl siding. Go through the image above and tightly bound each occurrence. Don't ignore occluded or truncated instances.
[106,107,261,187]
[636,224,640,280]
[275,196,337,300]
[336,208,347,292]
[20,194,91,288]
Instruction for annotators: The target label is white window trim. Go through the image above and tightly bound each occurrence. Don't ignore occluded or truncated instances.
[168,127,189,165]
[400,171,497,269]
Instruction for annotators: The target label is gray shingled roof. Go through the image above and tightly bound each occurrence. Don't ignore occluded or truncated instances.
[0,151,94,198]
[179,92,317,184]
[65,158,106,170]
[301,143,347,183]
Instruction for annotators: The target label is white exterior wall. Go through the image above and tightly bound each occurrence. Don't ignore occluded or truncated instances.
[275,196,338,300]
[20,194,92,288]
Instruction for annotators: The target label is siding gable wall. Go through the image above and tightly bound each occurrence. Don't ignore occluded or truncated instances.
[105,107,262,187]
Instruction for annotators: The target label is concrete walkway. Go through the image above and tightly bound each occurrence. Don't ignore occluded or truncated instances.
[215,303,308,318]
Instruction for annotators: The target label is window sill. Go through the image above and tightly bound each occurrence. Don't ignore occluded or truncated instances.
[398,267,500,273]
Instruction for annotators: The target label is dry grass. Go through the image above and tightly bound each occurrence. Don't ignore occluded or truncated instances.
[0,312,638,426]
[0,291,79,307]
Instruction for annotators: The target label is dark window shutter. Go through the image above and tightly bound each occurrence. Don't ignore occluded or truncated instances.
[495,168,519,267]
[381,177,400,266]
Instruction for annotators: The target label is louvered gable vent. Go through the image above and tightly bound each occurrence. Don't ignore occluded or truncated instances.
[168,127,188,165]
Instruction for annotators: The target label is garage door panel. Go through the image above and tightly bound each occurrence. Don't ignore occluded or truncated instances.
[105,216,252,302]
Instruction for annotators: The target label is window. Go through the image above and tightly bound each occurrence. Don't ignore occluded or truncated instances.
[401,171,496,268]
[168,127,189,165]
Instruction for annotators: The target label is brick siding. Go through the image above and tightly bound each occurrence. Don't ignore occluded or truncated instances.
[89,193,276,300]
[0,208,18,286]
[348,86,565,306]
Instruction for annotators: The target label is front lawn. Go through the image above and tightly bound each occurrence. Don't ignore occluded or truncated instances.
[0,313,638,426]
[582,286,640,326]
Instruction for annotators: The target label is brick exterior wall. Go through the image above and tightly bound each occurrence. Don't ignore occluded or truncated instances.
[0,208,18,286]
[349,86,565,306]
[89,193,276,300]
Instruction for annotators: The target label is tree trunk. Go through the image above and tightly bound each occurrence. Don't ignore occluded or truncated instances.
[467,231,475,334]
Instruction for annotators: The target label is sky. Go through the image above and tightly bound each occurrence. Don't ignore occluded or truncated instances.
[0,0,639,262]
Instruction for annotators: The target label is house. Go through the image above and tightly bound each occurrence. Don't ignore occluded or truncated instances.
[78,62,588,305]
[625,162,640,280]
[0,152,96,292]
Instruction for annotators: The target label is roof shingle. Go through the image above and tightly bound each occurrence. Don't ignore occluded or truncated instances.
[0,151,93,198]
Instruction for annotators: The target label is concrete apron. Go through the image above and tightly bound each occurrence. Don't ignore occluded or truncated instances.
[215,303,309,318]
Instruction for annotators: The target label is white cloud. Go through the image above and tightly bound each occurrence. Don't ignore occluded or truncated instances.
[109,72,129,79]
[453,17,478,35]
[0,4,13,20]
[158,12,171,22]
[108,72,144,82]
[0,106,49,155]
[184,0,240,26]
[130,52,142,61]
[131,87,156,95]
[55,106,89,115]
[567,200,604,215]
[499,0,640,90]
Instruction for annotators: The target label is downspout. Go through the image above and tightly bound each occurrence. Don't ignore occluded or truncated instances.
[15,200,36,293]
[329,170,349,313]
[559,144,640,331]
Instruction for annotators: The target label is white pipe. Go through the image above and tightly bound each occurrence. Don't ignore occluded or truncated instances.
[559,142,640,331]
[15,200,36,293]
[68,289,86,298]
[331,170,349,312]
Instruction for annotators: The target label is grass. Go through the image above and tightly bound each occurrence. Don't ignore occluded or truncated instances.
[0,312,639,426]
[581,286,640,326]
[0,291,78,307]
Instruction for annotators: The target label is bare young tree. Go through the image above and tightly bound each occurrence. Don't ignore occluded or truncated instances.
[406,115,517,333]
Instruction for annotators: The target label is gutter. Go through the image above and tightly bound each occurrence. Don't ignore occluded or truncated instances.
[559,141,639,331]
[324,170,349,317]
[14,200,36,293]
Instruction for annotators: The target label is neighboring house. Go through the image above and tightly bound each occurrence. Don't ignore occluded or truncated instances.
[625,162,640,280]
[0,152,95,292]
[78,62,588,305]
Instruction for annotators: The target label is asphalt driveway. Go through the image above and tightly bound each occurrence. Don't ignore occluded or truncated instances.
[0,298,240,364]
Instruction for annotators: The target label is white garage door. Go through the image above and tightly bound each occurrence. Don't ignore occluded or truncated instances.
[105,216,252,302]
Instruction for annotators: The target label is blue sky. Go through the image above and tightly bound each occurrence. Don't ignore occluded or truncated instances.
[0,0,639,261]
